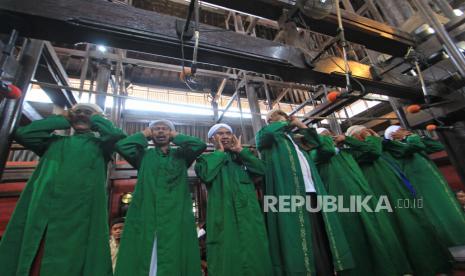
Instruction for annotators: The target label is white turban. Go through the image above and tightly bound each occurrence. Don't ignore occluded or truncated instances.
[149,119,175,131]
[316,128,329,135]
[384,125,401,140]
[265,109,288,124]
[72,103,103,114]
[208,123,233,139]
[345,125,367,136]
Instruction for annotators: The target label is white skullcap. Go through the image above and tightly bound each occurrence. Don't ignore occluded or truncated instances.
[72,103,103,114]
[208,123,233,139]
[316,128,329,135]
[149,119,175,131]
[345,125,367,136]
[384,125,402,140]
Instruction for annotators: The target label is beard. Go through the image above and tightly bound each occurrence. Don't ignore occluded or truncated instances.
[71,116,91,132]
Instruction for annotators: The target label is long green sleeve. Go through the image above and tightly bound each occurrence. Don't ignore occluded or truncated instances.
[311,135,336,164]
[194,150,228,184]
[255,121,290,151]
[90,115,126,156]
[14,115,71,156]
[296,127,321,148]
[115,132,148,169]
[172,134,207,166]
[91,115,126,142]
[237,148,265,176]
[419,136,445,153]
[383,135,424,159]
[345,136,382,163]
[403,134,427,153]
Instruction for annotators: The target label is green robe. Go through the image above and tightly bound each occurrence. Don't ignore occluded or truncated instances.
[114,132,206,276]
[383,134,465,246]
[256,122,354,276]
[346,135,452,275]
[0,115,125,276]
[311,135,412,276]
[195,148,273,276]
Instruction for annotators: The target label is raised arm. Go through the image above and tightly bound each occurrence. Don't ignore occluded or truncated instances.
[91,115,126,156]
[115,132,148,169]
[418,135,444,154]
[173,134,207,166]
[14,115,71,156]
[237,148,265,176]
[255,121,290,151]
[383,134,425,158]
[194,151,228,184]
[345,136,382,163]
[311,135,336,164]
[296,127,321,149]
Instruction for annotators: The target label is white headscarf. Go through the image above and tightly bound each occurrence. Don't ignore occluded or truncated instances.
[345,125,367,136]
[384,125,402,140]
[149,119,175,131]
[72,103,103,114]
[208,123,233,139]
[316,127,329,135]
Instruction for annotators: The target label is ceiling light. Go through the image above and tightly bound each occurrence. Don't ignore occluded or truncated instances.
[97,45,107,52]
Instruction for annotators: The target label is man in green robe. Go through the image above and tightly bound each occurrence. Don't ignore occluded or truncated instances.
[195,123,273,276]
[345,125,452,275]
[114,119,205,276]
[0,103,126,276]
[311,128,412,276]
[256,110,354,276]
[383,125,465,247]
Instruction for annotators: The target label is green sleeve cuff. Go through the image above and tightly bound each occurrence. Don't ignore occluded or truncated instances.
[406,134,422,143]
[365,135,381,143]
[133,132,149,147]
[46,115,72,129]
[266,121,291,133]
[344,136,361,145]
[238,147,253,158]
[90,114,107,123]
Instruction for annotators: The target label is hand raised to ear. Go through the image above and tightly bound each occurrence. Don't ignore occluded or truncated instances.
[333,135,346,145]
[230,135,243,153]
[213,135,224,152]
[366,129,379,137]
[170,130,178,139]
[289,116,308,129]
[62,110,71,121]
[142,127,153,138]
